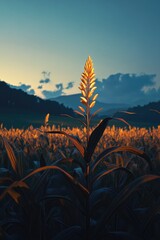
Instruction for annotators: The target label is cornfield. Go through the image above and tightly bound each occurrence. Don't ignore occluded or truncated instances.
[0,125,160,170]
[0,57,160,240]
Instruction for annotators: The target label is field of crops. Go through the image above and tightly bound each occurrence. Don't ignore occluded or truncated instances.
[0,123,160,240]
[0,124,160,169]
[0,56,160,239]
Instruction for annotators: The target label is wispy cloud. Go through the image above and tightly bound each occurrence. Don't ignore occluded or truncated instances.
[39,78,51,84]
[66,81,74,89]
[42,82,64,98]
[37,85,43,89]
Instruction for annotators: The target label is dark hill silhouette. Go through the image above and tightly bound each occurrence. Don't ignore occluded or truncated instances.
[0,81,74,115]
[114,101,160,124]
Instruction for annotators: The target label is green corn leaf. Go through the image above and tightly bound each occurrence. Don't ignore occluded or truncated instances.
[91,146,117,171]
[90,187,116,215]
[92,167,135,184]
[84,117,112,163]
[92,146,152,172]
[94,175,160,237]
[22,166,89,195]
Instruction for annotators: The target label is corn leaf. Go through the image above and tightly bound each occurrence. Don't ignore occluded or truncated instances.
[61,114,86,127]
[150,109,160,114]
[92,167,135,184]
[92,146,152,172]
[94,175,160,236]
[2,137,18,174]
[90,187,116,214]
[113,117,131,126]
[84,117,112,163]
[0,180,29,203]
[119,111,136,114]
[22,166,89,195]
[90,108,103,120]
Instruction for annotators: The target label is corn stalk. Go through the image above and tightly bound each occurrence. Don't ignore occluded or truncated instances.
[77,56,98,239]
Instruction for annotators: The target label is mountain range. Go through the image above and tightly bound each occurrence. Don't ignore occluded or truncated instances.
[50,94,130,116]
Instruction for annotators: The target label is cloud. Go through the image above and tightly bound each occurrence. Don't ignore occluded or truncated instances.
[55,83,63,90]
[42,82,64,98]
[39,78,51,84]
[66,81,74,89]
[96,73,159,105]
[9,83,35,95]
[42,81,75,99]
[37,85,43,89]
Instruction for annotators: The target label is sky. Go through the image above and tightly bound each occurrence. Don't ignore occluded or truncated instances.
[0,0,160,104]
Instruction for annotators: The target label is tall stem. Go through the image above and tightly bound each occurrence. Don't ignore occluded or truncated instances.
[78,56,97,239]
[86,82,90,145]
[86,84,90,239]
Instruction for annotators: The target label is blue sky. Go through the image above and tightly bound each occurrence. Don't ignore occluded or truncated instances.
[0,0,160,102]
